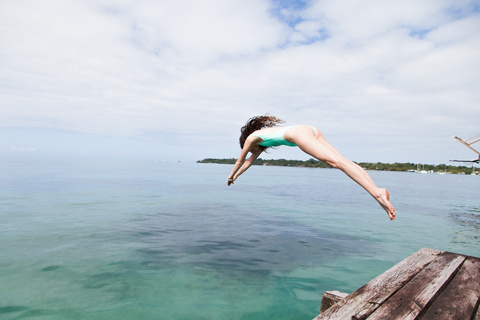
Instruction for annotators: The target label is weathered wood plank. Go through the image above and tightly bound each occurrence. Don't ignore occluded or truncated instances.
[421,256,480,320]
[320,291,349,313]
[366,252,466,320]
[313,248,442,320]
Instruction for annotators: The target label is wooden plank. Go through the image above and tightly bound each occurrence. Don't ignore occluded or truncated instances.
[320,291,349,313]
[366,252,466,320]
[313,248,442,320]
[421,256,480,320]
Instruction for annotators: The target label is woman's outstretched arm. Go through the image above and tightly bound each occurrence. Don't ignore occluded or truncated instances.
[227,137,263,185]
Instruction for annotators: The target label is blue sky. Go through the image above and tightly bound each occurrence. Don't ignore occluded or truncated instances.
[1,0,479,164]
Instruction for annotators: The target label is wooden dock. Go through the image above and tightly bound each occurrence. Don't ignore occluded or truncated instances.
[314,248,480,320]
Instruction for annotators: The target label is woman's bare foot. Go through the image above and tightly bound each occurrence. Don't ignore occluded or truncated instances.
[377,188,396,220]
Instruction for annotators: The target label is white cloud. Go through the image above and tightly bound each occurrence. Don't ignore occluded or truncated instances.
[10,146,36,153]
[128,0,285,62]
[0,0,479,163]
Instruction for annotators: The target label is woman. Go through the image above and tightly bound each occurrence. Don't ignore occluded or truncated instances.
[227,115,396,220]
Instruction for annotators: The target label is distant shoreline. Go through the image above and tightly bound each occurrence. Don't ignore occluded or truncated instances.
[197,158,478,175]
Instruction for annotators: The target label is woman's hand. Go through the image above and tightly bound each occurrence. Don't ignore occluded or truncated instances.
[227,178,234,186]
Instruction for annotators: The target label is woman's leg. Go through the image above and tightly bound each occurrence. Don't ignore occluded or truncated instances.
[293,126,396,220]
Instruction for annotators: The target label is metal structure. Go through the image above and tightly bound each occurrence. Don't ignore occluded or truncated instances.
[450,135,480,164]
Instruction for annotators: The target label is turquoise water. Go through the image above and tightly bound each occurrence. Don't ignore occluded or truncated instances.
[1,157,479,319]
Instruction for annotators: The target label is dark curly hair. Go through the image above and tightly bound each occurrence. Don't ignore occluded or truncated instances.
[239,114,285,149]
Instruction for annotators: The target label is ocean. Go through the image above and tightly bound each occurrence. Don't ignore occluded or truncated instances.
[1,157,479,319]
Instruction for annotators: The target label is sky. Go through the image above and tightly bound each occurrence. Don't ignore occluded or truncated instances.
[1,0,479,164]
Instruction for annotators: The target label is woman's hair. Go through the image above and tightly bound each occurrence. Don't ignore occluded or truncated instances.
[239,114,285,149]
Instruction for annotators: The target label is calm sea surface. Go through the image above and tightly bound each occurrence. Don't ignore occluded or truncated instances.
[1,157,479,319]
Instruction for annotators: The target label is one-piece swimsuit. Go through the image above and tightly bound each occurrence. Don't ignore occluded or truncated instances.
[253,125,317,147]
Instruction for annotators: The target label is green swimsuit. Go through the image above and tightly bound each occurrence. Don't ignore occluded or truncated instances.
[253,125,317,147]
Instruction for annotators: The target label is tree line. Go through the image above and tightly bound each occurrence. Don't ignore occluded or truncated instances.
[197,158,477,174]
